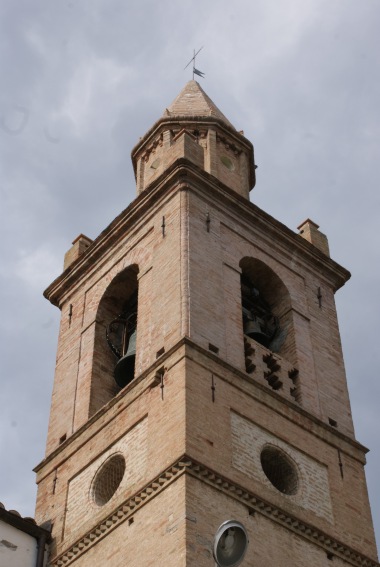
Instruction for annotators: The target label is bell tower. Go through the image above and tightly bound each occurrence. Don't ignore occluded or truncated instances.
[35,81,378,567]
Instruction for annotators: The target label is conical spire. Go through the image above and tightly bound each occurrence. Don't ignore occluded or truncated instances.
[132,80,255,197]
[164,80,235,130]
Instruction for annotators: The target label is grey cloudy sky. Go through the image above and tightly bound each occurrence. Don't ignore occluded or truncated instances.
[1,0,379,550]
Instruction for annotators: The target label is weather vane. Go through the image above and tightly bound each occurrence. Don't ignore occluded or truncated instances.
[184,47,205,80]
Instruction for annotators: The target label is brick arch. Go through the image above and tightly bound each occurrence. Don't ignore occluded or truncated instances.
[91,244,152,310]
[96,264,139,322]
[90,264,140,416]
[239,256,296,365]
[234,239,298,301]
[240,256,290,305]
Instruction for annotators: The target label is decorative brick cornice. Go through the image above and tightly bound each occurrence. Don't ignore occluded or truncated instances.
[43,158,349,307]
[186,459,379,567]
[51,459,188,566]
[216,132,242,156]
[131,116,252,171]
[141,132,163,162]
[35,336,367,479]
[51,456,379,567]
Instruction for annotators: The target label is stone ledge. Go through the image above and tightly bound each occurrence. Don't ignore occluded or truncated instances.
[36,337,368,480]
[187,458,379,567]
[51,459,189,566]
[43,158,350,308]
[51,456,379,567]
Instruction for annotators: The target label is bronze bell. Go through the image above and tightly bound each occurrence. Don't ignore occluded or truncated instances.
[243,318,270,347]
[114,329,137,388]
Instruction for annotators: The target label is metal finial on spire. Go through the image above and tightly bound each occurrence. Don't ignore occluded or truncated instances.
[184,47,205,80]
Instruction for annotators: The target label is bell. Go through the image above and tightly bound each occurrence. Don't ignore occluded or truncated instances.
[243,319,270,347]
[114,329,137,388]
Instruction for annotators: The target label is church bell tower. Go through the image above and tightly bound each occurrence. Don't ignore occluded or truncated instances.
[34,81,378,567]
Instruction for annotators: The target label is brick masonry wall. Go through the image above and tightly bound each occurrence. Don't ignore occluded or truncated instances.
[64,416,148,541]
[35,348,188,558]
[38,157,377,565]
[186,190,328,420]
[214,134,250,198]
[184,348,377,558]
[134,115,252,198]
[44,189,188,453]
[217,199,352,434]
[305,276,354,433]
[63,477,187,567]
[137,129,205,194]
[186,475,355,567]
[45,139,354,452]
[231,410,333,522]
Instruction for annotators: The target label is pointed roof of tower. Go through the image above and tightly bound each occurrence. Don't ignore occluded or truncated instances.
[163,80,235,129]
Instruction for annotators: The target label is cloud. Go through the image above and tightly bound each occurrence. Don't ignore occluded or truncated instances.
[13,246,61,291]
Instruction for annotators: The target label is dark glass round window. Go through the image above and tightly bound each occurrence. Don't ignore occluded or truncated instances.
[260,446,299,495]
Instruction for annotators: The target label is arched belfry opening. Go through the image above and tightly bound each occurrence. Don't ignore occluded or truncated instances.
[240,258,292,356]
[240,258,299,401]
[90,265,139,416]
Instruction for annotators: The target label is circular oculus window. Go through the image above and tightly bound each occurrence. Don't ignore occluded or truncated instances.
[150,158,161,170]
[91,454,126,506]
[260,445,299,495]
[220,155,235,171]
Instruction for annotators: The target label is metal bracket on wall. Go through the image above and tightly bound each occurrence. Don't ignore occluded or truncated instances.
[338,449,344,479]
[206,212,211,232]
[160,370,165,400]
[154,367,166,400]
[317,286,323,308]
[52,469,58,495]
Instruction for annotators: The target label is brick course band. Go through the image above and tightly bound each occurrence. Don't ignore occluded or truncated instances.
[51,457,379,567]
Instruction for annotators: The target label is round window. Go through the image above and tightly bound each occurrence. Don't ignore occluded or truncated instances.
[220,155,235,171]
[150,158,161,170]
[260,446,299,495]
[92,454,126,506]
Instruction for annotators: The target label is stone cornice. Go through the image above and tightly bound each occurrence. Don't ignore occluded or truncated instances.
[187,459,379,567]
[163,164,350,289]
[51,459,187,566]
[183,339,367,461]
[33,339,187,476]
[50,456,379,567]
[44,158,349,308]
[34,337,367,480]
[181,166,350,290]
[33,337,368,482]
[131,115,254,170]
